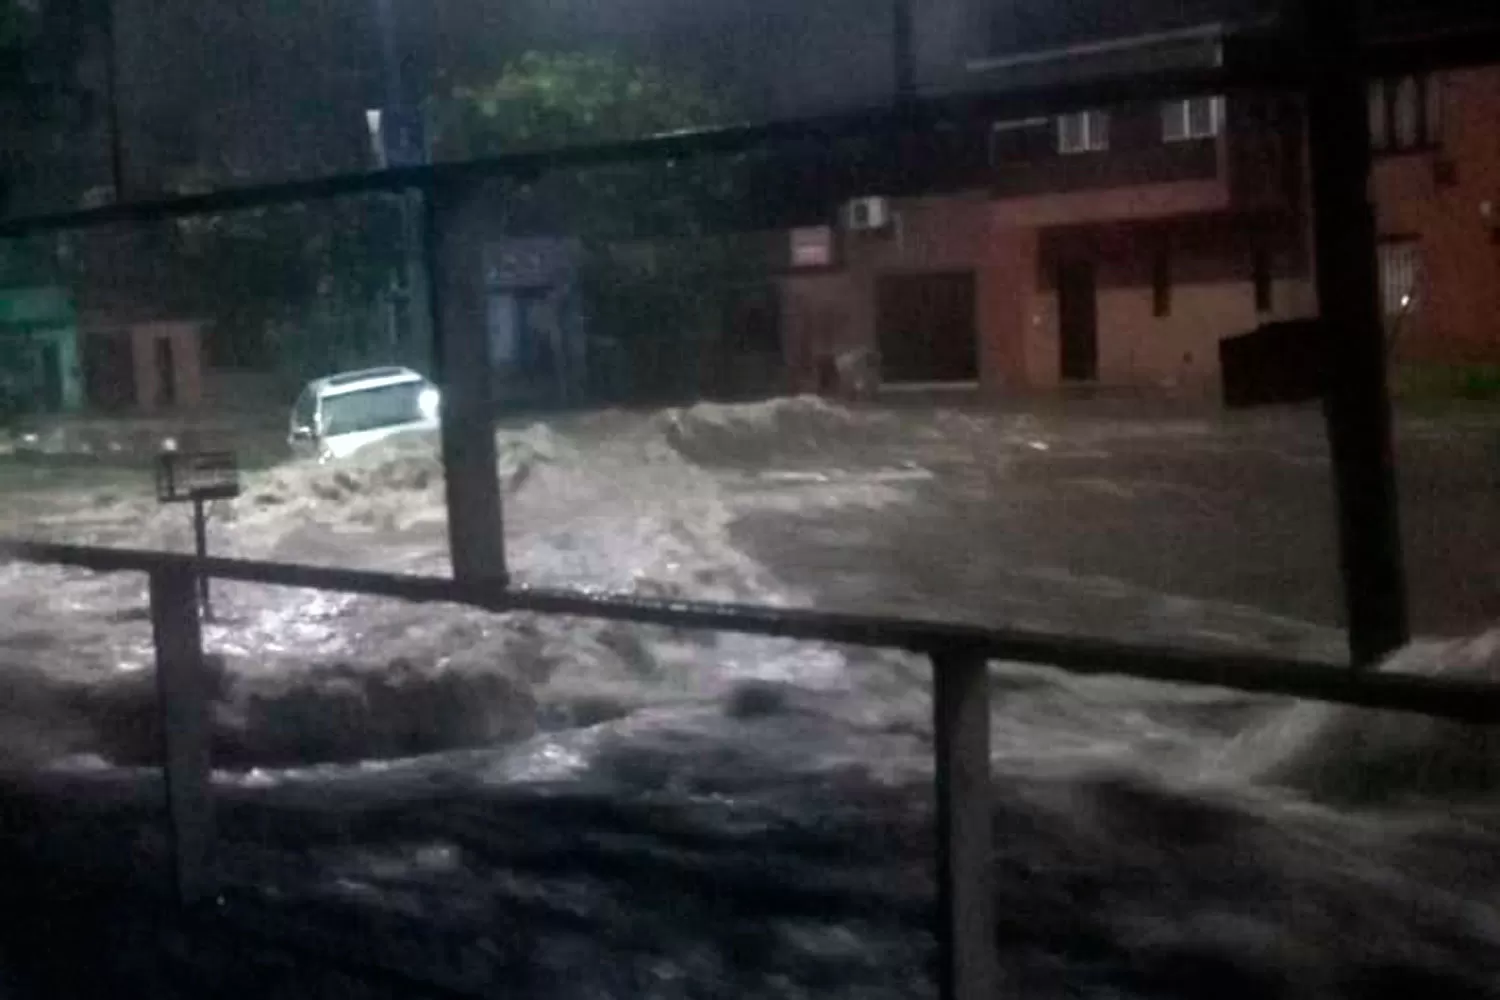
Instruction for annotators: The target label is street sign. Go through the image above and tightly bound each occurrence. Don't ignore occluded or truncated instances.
[156,450,241,504]
[155,449,240,621]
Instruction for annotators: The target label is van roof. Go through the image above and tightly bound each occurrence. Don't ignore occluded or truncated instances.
[313,366,425,397]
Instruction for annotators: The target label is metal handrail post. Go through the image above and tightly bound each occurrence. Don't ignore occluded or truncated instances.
[932,648,999,999]
[149,566,216,904]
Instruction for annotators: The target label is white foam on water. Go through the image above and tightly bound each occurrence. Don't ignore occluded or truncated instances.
[5,400,1500,997]
[1212,629,1500,803]
[0,407,926,772]
[0,400,1388,780]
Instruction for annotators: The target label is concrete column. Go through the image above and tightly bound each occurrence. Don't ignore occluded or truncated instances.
[424,181,508,584]
[932,648,998,1000]
[1303,0,1409,666]
[150,566,215,904]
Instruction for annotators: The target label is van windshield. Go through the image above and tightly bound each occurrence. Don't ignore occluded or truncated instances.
[321,382,426,436]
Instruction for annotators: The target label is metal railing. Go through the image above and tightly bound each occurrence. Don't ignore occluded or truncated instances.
[5,537,1500,1000]
[5,4,1500,995]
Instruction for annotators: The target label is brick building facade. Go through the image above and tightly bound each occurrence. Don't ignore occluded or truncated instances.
[779,20,1500,397]
[1372,66,1500,366]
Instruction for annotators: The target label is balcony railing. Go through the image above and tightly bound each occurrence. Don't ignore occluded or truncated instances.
[991,137,1220,199]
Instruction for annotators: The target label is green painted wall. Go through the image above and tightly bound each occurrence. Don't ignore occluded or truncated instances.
[0,286,73,325]
[0,285,83,413]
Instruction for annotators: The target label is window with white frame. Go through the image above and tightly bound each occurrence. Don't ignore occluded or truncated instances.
[1162,96,1223,142]
[1058,110,1109,154]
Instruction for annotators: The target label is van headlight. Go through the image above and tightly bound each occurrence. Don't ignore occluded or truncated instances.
[418,386,441,421]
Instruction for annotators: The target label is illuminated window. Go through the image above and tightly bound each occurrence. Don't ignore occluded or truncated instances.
[1162,97,1223,142]
[1058,110,1109,154]
[1377,240,1420,318]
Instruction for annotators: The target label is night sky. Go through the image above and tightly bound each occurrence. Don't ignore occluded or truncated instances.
[5,0,1497,210]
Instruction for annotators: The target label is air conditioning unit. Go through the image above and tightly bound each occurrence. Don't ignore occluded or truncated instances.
[842,196,893,233]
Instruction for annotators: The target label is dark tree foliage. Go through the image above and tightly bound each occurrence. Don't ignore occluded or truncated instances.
[430,51,743,240]
[430,51,772,400]
[0,0,101,215]
[163,184,409,372]
[0,0,39,212]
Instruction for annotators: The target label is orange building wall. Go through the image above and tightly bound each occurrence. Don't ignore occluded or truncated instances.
[779,63,1500,396]
[1018,213,1316,391]
[781,190,1319,394]
[1023,278,1317,391]
[776,101,1327,396]
[779,190,1318,394]
[780,193,1038,392]
[1371,67,1500,364]
[780,272,858,393]
[981,228,1037,390]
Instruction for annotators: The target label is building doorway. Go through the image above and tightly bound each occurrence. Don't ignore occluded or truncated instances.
[1057,261,1099,382]
[83,332,135,410]
[876,272,978,384]
[487,288,571,404]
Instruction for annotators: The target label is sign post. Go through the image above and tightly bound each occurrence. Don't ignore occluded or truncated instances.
[156,449,241,621]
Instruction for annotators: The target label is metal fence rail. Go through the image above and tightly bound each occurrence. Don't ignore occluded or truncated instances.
[7,539,1500,720]
[4,537,1500,1000]
[3,3,1496,996]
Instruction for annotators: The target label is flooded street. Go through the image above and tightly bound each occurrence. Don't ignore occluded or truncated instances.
[0,398,1498,998]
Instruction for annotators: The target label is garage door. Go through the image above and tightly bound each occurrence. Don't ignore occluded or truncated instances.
[876,272,978,384]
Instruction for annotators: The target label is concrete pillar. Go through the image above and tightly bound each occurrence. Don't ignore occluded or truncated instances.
[424,181,508,584]
[1303,0,1410,666]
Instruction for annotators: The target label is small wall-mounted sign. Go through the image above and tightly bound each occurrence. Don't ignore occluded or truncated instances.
[790,226,835,269]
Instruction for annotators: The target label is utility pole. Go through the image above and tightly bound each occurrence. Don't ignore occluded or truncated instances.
[426,180,507,585]
[1302,0,1410,667]
[892,0,916,103]
[101,0,126,200]
[371,0,430,372]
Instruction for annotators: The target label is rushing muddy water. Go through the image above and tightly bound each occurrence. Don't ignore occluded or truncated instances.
[0,398,1498,998]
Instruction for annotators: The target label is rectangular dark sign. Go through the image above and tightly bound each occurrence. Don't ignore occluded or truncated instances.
[156,450,241,504]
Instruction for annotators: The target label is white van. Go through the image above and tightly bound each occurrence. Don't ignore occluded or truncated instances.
[288,366,441,462]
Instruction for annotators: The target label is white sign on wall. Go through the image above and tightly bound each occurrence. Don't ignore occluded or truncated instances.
[790,226,835,268]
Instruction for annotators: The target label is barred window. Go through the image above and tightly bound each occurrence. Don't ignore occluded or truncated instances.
[1377,240,1421,318]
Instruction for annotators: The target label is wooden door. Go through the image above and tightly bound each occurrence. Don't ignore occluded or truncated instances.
[1057,261,1099,382]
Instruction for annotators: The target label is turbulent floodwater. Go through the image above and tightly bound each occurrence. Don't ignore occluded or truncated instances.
[1,397,1499,998]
